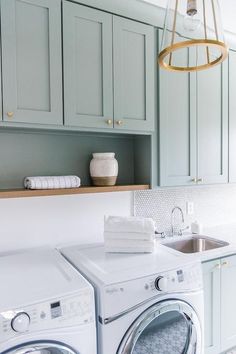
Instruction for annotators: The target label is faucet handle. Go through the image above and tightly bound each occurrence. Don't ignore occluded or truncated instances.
[178,226,190,236]
[155,231,167,239]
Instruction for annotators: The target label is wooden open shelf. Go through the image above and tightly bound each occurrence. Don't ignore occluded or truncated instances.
[0,185,150,199]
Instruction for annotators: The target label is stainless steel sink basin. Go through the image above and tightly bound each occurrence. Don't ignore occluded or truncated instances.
[163,236,229,254]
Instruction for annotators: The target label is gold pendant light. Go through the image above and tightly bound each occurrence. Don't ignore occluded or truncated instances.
[158,0,228,72]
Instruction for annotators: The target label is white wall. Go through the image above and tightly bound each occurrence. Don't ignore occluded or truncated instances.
[0,192,133,253]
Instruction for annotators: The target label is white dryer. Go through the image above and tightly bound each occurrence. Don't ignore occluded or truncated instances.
[61,244,204,354]
[0,248,97,354]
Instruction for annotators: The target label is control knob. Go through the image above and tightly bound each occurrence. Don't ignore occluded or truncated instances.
[155,276,168,292]
[11,312,30,333]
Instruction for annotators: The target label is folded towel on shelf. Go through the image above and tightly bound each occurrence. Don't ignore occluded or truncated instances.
[104,239,155,254]
[104,231,155,241]
[104,216,156,234]
[24,175,81,190]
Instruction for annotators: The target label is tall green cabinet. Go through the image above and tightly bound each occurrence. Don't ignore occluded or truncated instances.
[1,0,63,125]
[159,33,228,187]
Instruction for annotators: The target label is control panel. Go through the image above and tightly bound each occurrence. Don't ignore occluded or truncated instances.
[102,262,203,319]
[0,288,94,343]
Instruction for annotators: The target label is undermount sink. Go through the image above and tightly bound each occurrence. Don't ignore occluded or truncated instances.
[163,236,229,254]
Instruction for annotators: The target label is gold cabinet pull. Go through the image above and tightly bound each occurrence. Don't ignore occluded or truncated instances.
[7,111,14,118]
[106,119,112,125]
[191,178,197,183]
[214,263,221,269]
[222,261,229,267]
[116,120,123,126]
[197,178,203,182]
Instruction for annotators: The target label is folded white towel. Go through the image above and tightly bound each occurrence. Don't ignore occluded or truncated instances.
[104,216,156,234]
[104,238,155,253]
[104,231,154,241]
[24,175,81,190]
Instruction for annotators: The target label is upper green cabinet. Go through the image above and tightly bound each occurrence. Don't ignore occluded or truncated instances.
[1,0,63,125]
[159,33,228,187]
[229,50,236,183]
[63,1,155,132]
[113,16,155,131]
[159,33,197,186]
[63,1,113,130]
[197,57,228,185]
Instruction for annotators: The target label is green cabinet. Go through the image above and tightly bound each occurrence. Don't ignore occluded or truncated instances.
[229,50,236,183]
[203,255,236,354]
[1,0,63,125]
[113,16,155,131]
[203,260,221,354]
[197,59,228,185]
[159,34,197,186]
[63,1,113,130]
[159,33,228,187]
[63,1,155,132]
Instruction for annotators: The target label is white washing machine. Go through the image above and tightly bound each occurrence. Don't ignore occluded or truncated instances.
[0,248,97,354]
[61,244,204,354]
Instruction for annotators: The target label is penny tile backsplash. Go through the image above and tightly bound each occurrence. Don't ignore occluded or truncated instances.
[134,185,236,234]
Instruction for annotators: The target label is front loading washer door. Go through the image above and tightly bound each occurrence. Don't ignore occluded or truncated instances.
[2,342,78,354]
[118,300,201,354]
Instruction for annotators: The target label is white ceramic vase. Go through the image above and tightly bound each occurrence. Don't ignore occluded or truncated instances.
[90,153,118,186]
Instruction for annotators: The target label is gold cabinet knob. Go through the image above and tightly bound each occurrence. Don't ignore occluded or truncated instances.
[7,111,14,118]
[197,178,203,183]
[222,261,228,267]
[116,120,123,126]
[106,119,112,125]
[214,263,221,269]
[191,178,197,183]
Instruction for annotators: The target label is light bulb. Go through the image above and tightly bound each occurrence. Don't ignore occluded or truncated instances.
[183,13,201,32]
[183,0,201,32]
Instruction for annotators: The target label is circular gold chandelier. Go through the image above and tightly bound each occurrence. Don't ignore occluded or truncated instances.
[158,0,229,72]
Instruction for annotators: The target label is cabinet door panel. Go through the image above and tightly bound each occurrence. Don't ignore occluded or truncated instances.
[229,50,236,183]
[221,255,236,352]
[113,16,155,132]
[63,1,113,129]
[197,59,228,184]
[203,260,221,354]
[1,0,62,125]
[159,32,197,186]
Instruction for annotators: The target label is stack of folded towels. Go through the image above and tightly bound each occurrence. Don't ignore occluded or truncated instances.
[104,216,156,254]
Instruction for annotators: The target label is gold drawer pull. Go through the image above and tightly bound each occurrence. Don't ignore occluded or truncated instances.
[116,120,123,126]
[191,178,197,183]
[222,261,228,267]
[197,178,203,182]
[7,111,14,118]
[106,119,112,125]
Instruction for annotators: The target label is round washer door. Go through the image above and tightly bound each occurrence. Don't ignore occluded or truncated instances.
[118,300,201,354]
[2,342,78,354]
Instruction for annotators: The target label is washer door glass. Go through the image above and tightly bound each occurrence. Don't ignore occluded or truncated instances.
[118,300,200,354]
[3,343,78,354]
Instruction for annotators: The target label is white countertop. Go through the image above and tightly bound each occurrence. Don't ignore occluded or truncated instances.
[158,223,236,263]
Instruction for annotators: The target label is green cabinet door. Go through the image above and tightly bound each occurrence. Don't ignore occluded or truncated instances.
[63,1,113,129]
[113,16,155,132]
[229,50,236,183]
[159,32,197,186]
[221,255,236,352]
[203,260,221,354]
[1,0,62,125]
[197,59,228,184]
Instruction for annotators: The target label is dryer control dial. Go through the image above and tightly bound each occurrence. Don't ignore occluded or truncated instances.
[11,312,30,333]
[155,276,168,292]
